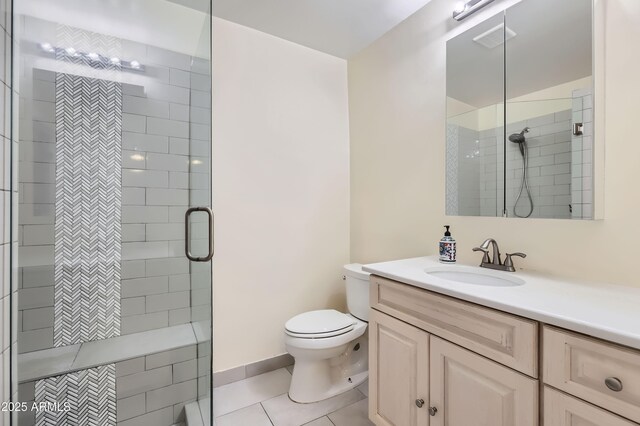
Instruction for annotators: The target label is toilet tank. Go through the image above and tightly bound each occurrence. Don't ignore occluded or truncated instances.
[344,263,371,321]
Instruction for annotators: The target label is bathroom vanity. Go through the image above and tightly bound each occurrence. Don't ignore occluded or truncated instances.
[364,257,640,426]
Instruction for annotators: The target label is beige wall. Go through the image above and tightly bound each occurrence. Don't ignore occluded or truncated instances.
[349,0,640,286]
[212,18,350,371]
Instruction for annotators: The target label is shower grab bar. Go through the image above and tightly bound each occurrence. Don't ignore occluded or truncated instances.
[185,206,214,262]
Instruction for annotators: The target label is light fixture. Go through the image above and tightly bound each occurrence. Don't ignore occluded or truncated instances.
[37,42,145,72]
[40,42,54,52]
[453,2,466,14]
[452,0,495,21]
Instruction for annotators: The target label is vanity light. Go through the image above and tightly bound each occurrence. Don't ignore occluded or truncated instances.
[453,0,495,21]
[38,42,146,72]
[40,42,54,52]
[453,2,466,14]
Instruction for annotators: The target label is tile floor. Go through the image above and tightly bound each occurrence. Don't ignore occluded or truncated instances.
[212,367,373,426]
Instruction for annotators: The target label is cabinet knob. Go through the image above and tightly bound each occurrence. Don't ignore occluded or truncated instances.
[429,406,438,416]
[415,399,424,408]
[605,377,623,392]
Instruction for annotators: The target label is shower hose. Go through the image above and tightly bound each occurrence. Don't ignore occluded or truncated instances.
[514,142,534,218]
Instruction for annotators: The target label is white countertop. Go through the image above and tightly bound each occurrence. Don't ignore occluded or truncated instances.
[363,256,640,350]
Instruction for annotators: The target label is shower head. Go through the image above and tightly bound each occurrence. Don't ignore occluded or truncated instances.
[508,127,530,144]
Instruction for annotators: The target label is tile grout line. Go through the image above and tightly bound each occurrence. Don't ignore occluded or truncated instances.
[264,387,368,426]
[213,392,288,422]
[317,393,368,424]
[213,369,368,426]
[70,342,83,367]
[259,401,276,426]
[299,416,336,426]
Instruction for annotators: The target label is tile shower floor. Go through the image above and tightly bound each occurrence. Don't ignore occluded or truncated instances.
[212,367,373,426]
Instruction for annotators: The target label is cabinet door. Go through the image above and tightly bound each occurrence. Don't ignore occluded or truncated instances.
[544,386,638,426]
[369,309,430,426]
[429,336,538,426]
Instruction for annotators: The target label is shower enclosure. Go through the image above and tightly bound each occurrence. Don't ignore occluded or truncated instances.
[12,0,213,425]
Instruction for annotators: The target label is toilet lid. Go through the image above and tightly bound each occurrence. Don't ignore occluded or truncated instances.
[285,310,355,337]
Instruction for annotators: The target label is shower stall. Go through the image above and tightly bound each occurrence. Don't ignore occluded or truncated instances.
[11,0,213,424]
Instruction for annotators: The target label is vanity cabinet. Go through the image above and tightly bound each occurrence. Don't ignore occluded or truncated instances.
[369,276,538,425]
[369,274,640,426]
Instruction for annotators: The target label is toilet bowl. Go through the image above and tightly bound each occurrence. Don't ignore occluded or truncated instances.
[285,264,370,403]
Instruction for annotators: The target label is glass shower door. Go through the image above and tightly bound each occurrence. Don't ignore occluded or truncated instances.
[186,14,214,421]
[13,1,212,425]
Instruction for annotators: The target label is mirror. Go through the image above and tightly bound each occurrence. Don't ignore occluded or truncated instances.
[446,0,594,219]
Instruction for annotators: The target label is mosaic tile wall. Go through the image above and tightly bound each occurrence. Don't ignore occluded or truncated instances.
[19,345,198,426]
[34,365,117,426]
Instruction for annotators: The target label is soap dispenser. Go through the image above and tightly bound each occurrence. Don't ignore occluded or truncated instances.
[439,225,456,263]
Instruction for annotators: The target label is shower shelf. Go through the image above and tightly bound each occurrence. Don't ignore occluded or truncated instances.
[19,323,203,383]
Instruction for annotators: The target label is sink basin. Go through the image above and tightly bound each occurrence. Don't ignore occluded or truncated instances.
[424,265,525,287]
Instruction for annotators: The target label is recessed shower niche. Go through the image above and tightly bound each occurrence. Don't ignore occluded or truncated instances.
[446,0,599,219]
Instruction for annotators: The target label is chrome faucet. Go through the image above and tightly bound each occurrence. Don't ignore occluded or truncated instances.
[473,238,526,272]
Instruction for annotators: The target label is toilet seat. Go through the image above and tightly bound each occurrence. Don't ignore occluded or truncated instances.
[285,310,355,339]
[285,316,367,351]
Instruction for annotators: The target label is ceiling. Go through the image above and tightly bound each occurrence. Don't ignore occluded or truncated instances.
[167,0,210,13]
[18,0,433,60]
[212,0,434,59]
[17,0,211,57]
[447,0,593,107]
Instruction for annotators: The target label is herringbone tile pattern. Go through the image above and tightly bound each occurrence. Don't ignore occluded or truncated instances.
[53,71,123,346]
[54,12,122,346]
[34,364,117,426]
[446,123,459,216]
[53,25,123,347]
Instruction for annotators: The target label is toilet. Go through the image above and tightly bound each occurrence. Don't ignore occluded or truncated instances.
[284,264,370,403]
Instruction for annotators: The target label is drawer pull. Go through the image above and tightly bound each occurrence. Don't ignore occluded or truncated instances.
[605,377,623,392]
[429,406,438,416]
[415,399,424,408]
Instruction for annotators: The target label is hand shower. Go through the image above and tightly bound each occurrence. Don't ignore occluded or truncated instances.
[508,127,534,218]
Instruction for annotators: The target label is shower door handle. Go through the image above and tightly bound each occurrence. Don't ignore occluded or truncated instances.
[185,207,214,262]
